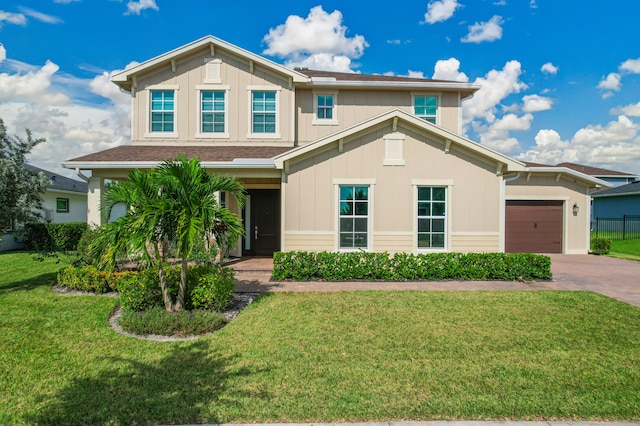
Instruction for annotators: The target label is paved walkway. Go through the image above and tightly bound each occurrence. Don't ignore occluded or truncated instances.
[229,254,640,307]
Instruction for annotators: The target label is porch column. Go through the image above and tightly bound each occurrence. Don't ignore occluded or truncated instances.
[87,176,104,228]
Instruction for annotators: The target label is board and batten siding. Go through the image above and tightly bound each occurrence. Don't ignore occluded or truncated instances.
[131,47,294,145]
[283,123,503,253]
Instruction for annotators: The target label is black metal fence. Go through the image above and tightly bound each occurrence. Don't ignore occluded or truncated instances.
[591,215,640,240]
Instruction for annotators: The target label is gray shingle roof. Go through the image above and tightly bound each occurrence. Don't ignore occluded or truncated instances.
[591,181,640,198]
[25,165,88,194]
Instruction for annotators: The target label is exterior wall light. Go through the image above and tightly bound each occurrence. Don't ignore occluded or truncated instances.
[572,202,579,216]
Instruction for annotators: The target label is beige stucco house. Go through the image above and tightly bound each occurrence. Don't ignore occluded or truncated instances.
[63,35,608,256]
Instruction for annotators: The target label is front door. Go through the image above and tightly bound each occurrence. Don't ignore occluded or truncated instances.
[243,189,280,256]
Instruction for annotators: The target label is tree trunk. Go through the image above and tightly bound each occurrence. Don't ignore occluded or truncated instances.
[175,256,188,311]
[154,243,174,312]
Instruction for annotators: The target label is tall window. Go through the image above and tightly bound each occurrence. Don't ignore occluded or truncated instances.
[413,95,437,124]
[201,91,225,133]
[339,186,369,249]
[252,91,276,133]
[417,186,446,248]
[316,94,334,120]
[150,90,175,132]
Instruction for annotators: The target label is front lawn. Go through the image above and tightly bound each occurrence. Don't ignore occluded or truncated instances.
[610,239,640,261]
[1,251,639,425]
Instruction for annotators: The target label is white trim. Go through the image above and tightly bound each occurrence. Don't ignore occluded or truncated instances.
[203,58,222,84]
[383,132,405,166]
[411,92,441,126]
[195,86,230,139]
[412,183,451,253]
[280,172,287,252]
[146,86,179,138]
[247,87,281,139]
[524,166,611,187]
[334,181,375,252]
[312,91,339,126]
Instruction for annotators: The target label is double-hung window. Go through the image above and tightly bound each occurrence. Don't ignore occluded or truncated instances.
[201,91,225,134]
[251,91,277,134]
[339,185,369,249]
[417,186,446,248]
[150,90,175,132]
[413,95,437,124]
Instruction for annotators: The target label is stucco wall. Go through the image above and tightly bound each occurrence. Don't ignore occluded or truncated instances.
[283,123,502,253]
[506,174,591,254]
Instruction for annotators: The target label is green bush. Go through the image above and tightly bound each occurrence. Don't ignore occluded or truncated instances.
[23,222,87,252]
[57,266,116,293]
[190,266,236,311]
[117,307,226,336]
[74,228,100,266]
[272,251,552,281]
[116,268,164,312]
[591,237,612,255]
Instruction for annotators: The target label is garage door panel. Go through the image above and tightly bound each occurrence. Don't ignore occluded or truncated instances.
[506,201,563,253]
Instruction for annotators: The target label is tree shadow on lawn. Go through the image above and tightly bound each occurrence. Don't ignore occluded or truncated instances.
[0,271,59,294]
[28,340,265,425]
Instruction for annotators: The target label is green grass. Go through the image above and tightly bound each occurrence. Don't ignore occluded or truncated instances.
[609,239,640,261]
[1,251,640,424]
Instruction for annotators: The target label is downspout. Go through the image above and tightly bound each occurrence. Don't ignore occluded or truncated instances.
[75,168,90,183]
[500,172,521,252]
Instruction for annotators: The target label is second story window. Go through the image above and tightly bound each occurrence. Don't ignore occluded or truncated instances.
[317,94,334,120]
[201,91,225,133]
[252,91,276,133]
[413,95,437,124]
[150,90,175,132]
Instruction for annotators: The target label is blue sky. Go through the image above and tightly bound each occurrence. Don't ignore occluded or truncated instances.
[1,0,640,177]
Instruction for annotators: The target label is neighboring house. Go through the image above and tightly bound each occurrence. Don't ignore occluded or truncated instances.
[63,35,608,255]
[0,165,88,252]
[591,181,640,219]
[555,162,639,188]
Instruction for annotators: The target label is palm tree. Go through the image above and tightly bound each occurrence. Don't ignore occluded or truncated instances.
[96,155,245,312]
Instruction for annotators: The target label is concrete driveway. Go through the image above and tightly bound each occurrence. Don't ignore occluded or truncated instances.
[232,254,640,308]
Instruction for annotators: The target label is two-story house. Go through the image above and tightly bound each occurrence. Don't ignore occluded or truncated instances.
[63,35,608,256]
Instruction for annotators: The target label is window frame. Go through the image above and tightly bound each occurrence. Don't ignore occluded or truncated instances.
[195,85,230,139]
[247,86,281,139]
[145,85,179,138]
[411,93,440,125]
[56,197,70,213]
[412,180,452,252]
[312,91,338,125]
[334,179,375,252]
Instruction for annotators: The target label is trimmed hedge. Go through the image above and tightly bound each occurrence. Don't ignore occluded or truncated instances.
[591,238,611,255]
[23,222,87,252]
[57,264,236,312]
[272,251,552,281]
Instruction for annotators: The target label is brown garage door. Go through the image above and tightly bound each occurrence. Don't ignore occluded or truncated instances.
[505,200,563,253]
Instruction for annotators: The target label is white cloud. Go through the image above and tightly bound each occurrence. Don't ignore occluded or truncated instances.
[461,15,504,43]
[518,116,640,174]
[125,0,159,16]
[597,72,621,91]
[53,0,81,3]
[407,70,426,78]
[263,6,367,72]
[462,60,527,123]
[18,7,63,24]
[432,57,468,82]
[619,58,640,74]
[612,101,640,117]
[541,62,558,74]
[0,10,27,26]
[522,94,554,112]
[530,0,538,8]
[0,46,131,178]
[423,0,460,24]
[0,44,5,64]
[473,113,533,153]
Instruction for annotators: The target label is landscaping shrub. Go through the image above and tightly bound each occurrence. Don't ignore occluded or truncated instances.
[272,251,552,281]
[117,307,226,336]
[591,237,612,255]
[23,222,87,252]
[74,228,100,266]
[58,264,236,313]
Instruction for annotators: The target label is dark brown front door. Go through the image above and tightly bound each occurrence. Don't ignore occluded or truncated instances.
[505,200,563,253]
[243,189,280,256]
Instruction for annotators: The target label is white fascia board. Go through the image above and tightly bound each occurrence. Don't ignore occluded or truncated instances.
[592,191,640,198]
[275,108,524,171]
[63,159,276,170]
[112,35,309,89]
[46,188,87,196]
[304,80,482,92]
[525,167,612,187]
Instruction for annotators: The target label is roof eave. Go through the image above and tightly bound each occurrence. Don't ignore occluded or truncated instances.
[525,166,612,187]
[302,80,481,92]
[63,159,277,170]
